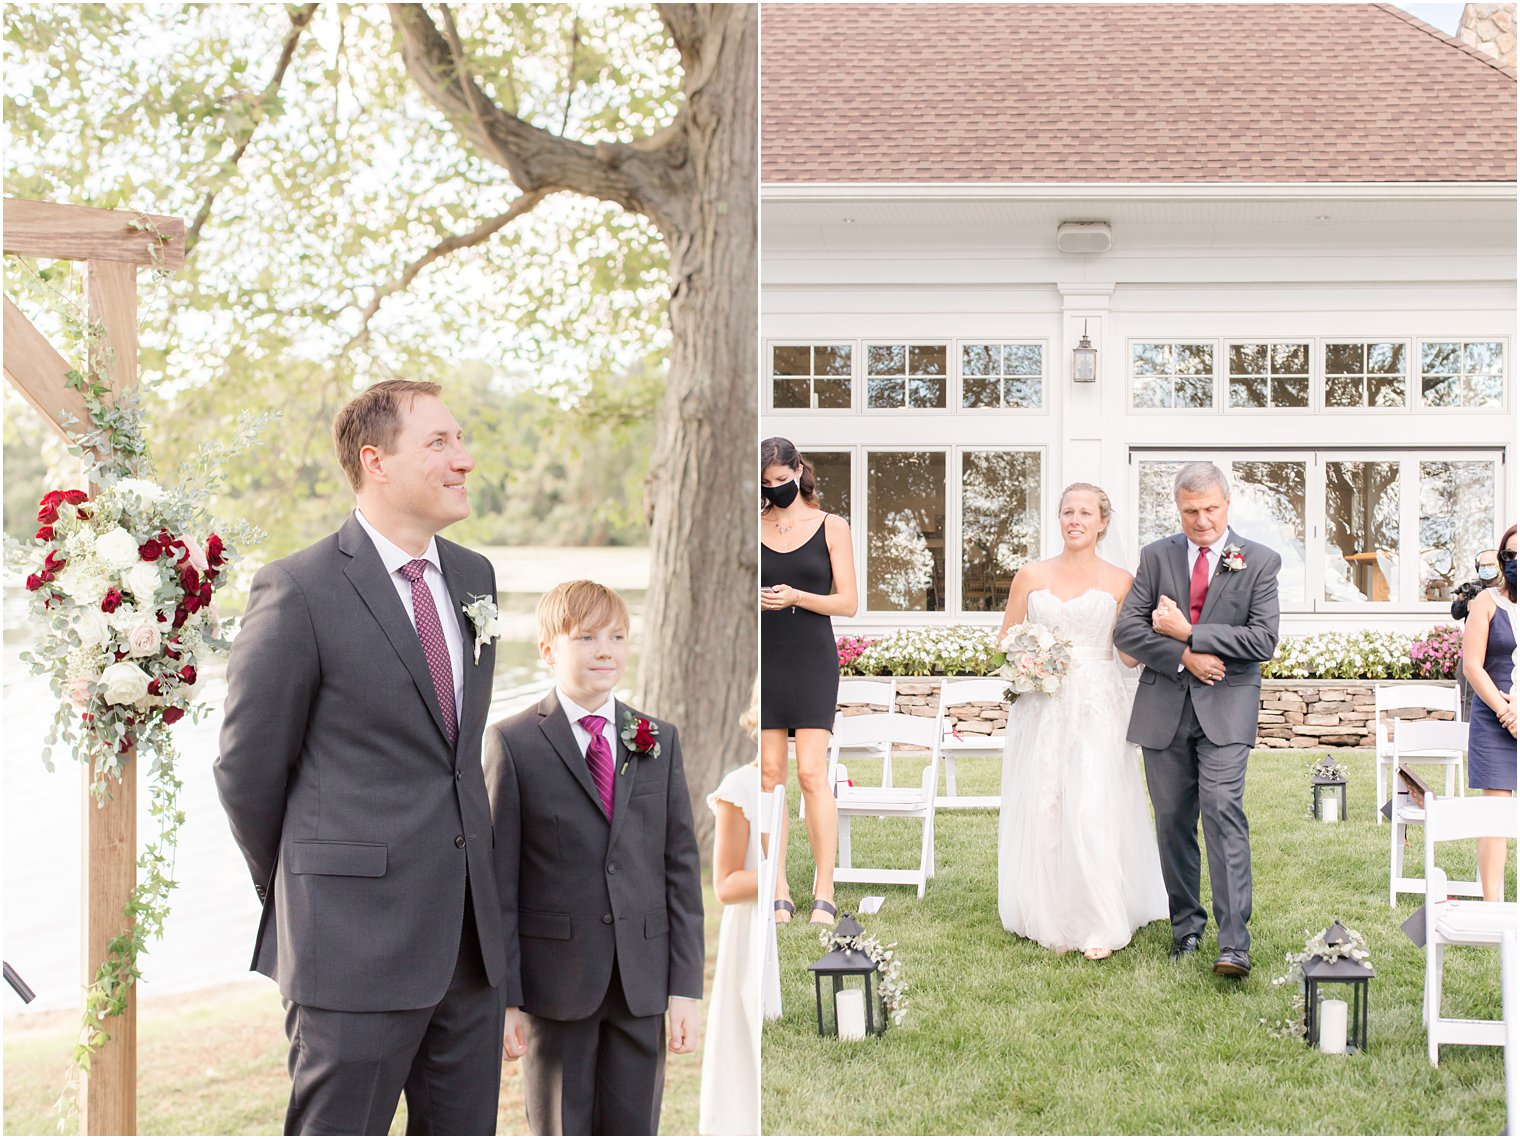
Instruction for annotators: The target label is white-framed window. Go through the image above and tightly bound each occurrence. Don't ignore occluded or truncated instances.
[1419,340,1506,409]
[1226,342,1311,411]
[959,448,1044,612]
[1323,341,1407,409]
[769,343,853,411]
[864,448,948,611]
[1130,341,1216,409]
[1132,450,1503,612]
[808,449,853,528]
[864,343,949,410]
[960,342,1045,410]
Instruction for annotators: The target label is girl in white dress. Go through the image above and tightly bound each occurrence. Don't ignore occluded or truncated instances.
[698,702,761,1135]
[996,483,1169,959]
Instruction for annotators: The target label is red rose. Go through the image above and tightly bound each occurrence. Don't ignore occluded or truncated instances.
[101,589,123,613]
[179,665,197,686]
[36,504,58,525]
[113,650,127,662]
[39,490,65,509]
[634,722,656,751]
[147,679,161,696]
[117,736,133,754]
[25,573,44,591]
[206,534,225,566]
[161,707,184,725]
[44,550,66,575]
[172,606,188,629]
[36,525,54,541]
[81,712,94,725]
[61,490,88,505]
[199,583,213,606]
[164,639,181,659]
[180,566,200,593]
[139,540,162,561]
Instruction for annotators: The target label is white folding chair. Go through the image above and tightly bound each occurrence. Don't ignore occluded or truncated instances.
[827,713,941,899]
[1422,795,1518,1066]
[758,784,786,1022]
[835,677,898,787]
[1390,764,1482,907]
[933,676,1007,809]
[1374,683,1461,824]
[1395,717,1466,801]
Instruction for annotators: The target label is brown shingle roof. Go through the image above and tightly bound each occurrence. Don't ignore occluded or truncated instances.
[760,3,1517,183]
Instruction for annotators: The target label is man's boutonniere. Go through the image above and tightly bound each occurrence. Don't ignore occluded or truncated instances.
[461,594,501,664]
[1220,544,1247,573]
[619,713,660,775]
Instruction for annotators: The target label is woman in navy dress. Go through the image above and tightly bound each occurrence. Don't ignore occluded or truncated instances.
[1461,521,1517,901]
[759,438,858,925]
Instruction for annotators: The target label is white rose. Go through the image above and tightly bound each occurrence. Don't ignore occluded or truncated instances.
[99,661,152,707]
[124,562,162,606]
[1041,675,1060,694]
[126,621,161,658]
[71,607,111,649]
[180,535,209,574]
[113,478,165,504]
[95,527,140,571]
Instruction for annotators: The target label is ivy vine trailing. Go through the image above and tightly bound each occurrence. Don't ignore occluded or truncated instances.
[7,322,265,1122]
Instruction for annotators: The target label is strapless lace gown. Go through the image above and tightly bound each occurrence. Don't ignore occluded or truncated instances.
[998,589,1169,951]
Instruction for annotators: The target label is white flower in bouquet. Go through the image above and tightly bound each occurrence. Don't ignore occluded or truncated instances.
[67,677,95,708]
[95,527,140,571]
[995,621,1074,699]
[56,560,107,607]
[71,607,111,650]
[124,561,163,605]
[125,621,162,658]
[98,661,152,707]
[112,478,166,505]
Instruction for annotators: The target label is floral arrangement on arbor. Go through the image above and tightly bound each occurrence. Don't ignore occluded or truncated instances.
[817,921,910,1026]
[9,366,261,1100]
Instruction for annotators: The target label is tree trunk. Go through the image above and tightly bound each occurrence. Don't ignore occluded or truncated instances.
[639,5,757,851]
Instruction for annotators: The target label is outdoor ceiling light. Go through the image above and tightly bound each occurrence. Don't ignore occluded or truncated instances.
[1056,220,1112,253]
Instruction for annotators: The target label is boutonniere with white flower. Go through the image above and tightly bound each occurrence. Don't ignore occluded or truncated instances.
[619,713,661,775]
[1220,543,1247,573]
[461,594,501,664]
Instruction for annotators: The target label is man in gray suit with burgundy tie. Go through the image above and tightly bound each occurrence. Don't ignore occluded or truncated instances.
[215,379,524,1135]
[1115,461,1281,978]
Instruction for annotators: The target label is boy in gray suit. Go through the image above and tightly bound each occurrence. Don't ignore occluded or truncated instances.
[485,580,704,1136]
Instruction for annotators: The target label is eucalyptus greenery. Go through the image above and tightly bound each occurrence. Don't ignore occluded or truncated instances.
[817,922,910,1026]
[1267,922,1374,1041]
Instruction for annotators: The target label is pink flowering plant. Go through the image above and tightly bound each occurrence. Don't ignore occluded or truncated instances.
[837,635,877,672]
[1409,624,1463,681]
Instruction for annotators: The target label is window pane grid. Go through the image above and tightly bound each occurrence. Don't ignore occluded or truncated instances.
[1323,342,1406,409]
[865,343,947,409]
[1227,342,1310,410]
[961,342,1045,409]
[961,450,1041,611]
[1131,342,1215,409]
[1420,340,1505,409]
[770,344,852,410]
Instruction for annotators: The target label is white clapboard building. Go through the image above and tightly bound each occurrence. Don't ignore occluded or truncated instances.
[760,2,1517,635]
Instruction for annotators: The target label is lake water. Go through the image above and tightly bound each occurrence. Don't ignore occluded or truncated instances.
[2,546,649,1015]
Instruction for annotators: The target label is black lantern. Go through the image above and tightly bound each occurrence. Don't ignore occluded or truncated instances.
[1072,320,1098,383]
[1312,766,1348,823]
[808,914,886,1039]
[1301,920,1373,1054]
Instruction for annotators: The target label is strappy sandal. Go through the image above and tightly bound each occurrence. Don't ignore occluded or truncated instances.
[773,899,795,925]
[1083,947,1113,961]
[809,899,838,925]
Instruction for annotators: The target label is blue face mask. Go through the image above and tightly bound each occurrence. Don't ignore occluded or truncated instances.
[1478,565,1499,582]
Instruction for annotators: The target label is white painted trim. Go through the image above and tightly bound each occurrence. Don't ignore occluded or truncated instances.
[763,182,1519,202]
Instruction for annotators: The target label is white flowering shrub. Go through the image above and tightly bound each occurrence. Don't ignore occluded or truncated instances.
[841,625,1000,676]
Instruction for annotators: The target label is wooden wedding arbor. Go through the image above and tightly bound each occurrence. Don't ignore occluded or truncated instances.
[4,196,187,1136]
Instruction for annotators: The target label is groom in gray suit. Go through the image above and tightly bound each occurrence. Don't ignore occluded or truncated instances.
[215,380,522,1134]
[1115,462,1280,977]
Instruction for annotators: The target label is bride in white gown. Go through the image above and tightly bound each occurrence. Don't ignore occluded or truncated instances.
[997,483,1168,959]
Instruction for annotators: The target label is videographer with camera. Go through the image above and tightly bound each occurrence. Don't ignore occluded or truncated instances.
[1451,548,1501,622]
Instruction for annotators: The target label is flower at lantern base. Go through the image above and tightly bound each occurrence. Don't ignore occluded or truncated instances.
[99,661,152,707]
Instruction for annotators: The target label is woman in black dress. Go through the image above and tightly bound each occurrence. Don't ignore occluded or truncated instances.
[1462,522,1517,901]
[760,438,858,924]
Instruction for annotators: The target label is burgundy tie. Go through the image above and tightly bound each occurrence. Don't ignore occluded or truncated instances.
[400,560,457,745]
[579,715,615,819]
[1189,547,1212,624]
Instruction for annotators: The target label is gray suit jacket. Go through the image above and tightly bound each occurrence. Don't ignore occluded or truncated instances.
[214,513,506,1011]
[1114,531,1282,749]
[484,692,704,1021]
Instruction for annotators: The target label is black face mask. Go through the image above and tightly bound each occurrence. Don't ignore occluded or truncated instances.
[762,479,800,509]
[1505,560,1517,591]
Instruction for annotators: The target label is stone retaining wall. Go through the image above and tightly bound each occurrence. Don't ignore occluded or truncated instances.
[838,678,1458,749]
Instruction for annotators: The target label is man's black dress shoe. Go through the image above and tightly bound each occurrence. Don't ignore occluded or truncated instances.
[1168,933,1202,959]
[1213,948,1251,977]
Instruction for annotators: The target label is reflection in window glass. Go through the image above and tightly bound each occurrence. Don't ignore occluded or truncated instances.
[1420,341,1505,409]
[808,451,852,529]
[961,343,1044,409]
[1131,342,1214,409]
[1324,342,1406,408]
[771,344,852,409]
[865,343,947,409]
[961,451,1042,611]
[866,451,946,611]
[1137,461,1186,548]
[1227,343,1310,409]
[1325,461,1400,602]
[1419,461,1495,601]
[1229,461,1306,603]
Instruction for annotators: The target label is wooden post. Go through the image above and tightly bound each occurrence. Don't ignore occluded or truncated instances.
[76,257,140,1137]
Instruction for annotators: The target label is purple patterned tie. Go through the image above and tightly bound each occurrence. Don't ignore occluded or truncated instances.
[400,559,457,746]
[579,715,615,819]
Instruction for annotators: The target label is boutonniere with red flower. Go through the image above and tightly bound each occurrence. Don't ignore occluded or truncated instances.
[619,713,661,775]
[1220,543,1247,573]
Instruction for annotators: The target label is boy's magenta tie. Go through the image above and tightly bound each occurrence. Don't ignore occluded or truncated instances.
[579,715,615,818]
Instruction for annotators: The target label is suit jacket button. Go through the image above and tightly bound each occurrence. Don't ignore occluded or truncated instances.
[606,862,617,875]
[455,834,467,848]
[602,914,613,925]
[454,769,462,781]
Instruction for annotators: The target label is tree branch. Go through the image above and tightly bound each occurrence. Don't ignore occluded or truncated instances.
[342,189,549,352]
[185,3,320,254]
[388,4,691,234]
[655,4,704,71]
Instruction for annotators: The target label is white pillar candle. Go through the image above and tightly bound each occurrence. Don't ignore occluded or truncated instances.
[1318,998,1348,1054]
[835,988,866,1040]
[1322,797,1339,824]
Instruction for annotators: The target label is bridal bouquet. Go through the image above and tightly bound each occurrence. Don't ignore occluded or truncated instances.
[993,621,1073,700]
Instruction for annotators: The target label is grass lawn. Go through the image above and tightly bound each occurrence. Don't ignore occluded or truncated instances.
[763,748,1515,1136]
[4,876,725,1136]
